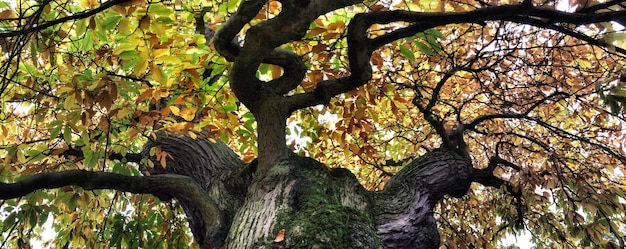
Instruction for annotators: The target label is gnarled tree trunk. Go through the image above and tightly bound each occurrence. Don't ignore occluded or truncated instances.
[143,132,472,249]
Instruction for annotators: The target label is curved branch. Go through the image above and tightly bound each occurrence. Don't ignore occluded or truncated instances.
[375,149,473,248]
[214,0,363,108]
[287,4,626,110]
[471,168,506,187]
[467,113,626,163]
[0,170,222,248]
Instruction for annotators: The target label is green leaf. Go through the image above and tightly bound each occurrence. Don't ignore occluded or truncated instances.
[49,120,63,138]
[155,17,173,24]
[121,57,140,70]
[101,15,123,31]
[113,42,136,55]
[28,209,37,228]
[75,19,87,37]
[3,212,17,229]
[86,150,99,167]
[414,41,434,55]
[25,149,41,157]
[603,32,626,43]
[149,3,174,15]
[609,98,621,114]
[399,44,416,61]
[424,28,443,39]
[63,125,72,144]
[82,29,93,51]
[119,50,139,60]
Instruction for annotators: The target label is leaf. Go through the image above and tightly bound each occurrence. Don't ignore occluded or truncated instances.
[178,107,197,121]
[132,49,150,76]
[154,55,182,64]
[155,17,173,24]
[74,19,87,37]
[118,17,131,34]
[603,32,626,44]
[399,44,416,62]
[81,29,93,51]
[273,229,286,242]
[100,14,123,31]
[63,125,72,144]
[139,16,150,30]
[119,50,139,60]
[149,3,174,15]
[112,42,136,55]
[414,41,434,55]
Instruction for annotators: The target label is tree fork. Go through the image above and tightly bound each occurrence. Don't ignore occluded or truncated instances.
[140,130,250,248]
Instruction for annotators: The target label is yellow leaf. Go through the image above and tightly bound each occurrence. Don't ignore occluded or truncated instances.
[179,107,197,121]
[153,48,170,58]
[169,106,180,116]
[149,63,163,83]
[16,150,26,163]
[118,18,131,34]
[188,131,197,139]
[132,49,149,77]
[155,55,182,64]
[112,42,136,55]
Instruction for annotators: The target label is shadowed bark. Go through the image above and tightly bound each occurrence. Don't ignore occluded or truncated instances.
[139,133,473,248]
[375,149,472,248]
[139,130,251,248]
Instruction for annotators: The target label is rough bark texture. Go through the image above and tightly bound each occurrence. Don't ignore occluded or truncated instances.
[139,131,472,249]
[140,130,251,248]
[375,149,472,248]
[225,155,379,249]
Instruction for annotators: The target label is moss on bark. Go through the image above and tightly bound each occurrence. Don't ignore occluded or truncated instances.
[268,156,380,249]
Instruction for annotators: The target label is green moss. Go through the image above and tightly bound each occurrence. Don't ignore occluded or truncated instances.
[270,157,375,249]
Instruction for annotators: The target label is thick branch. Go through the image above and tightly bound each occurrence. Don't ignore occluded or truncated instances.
[0,170,222,248]
[374,149,473,248]
[287,4,626,110]
[140,131,247,248]
[214,0,361,109]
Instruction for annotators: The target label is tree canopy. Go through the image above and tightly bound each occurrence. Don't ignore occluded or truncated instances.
[1,0,626,248]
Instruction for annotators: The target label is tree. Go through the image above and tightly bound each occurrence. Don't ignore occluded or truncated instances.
[1,0,625,248]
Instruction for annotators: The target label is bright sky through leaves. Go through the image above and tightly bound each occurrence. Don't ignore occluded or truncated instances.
[1,0,626,247]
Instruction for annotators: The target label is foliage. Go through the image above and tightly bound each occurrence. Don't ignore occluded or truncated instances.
[0,0,625,248]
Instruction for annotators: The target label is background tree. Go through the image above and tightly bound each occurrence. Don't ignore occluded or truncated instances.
[1,0,626,248]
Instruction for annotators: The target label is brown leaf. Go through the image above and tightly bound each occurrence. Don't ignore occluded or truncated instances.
[273,229,286,242]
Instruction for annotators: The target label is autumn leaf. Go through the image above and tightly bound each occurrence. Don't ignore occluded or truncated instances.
[273,229,286,242]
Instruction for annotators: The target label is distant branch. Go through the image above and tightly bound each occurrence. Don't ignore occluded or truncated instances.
[577,0,626,13]
[0,0,131,38]
[60,144,144,164]
[287,4,626,110]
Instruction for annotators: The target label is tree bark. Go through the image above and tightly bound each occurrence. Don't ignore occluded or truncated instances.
[140,130,251,249]
[224,155,379,249]
[0,130,474,249]
[141,132,472,249]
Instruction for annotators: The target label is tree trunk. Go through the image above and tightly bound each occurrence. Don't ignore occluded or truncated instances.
[144,132,472,249]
